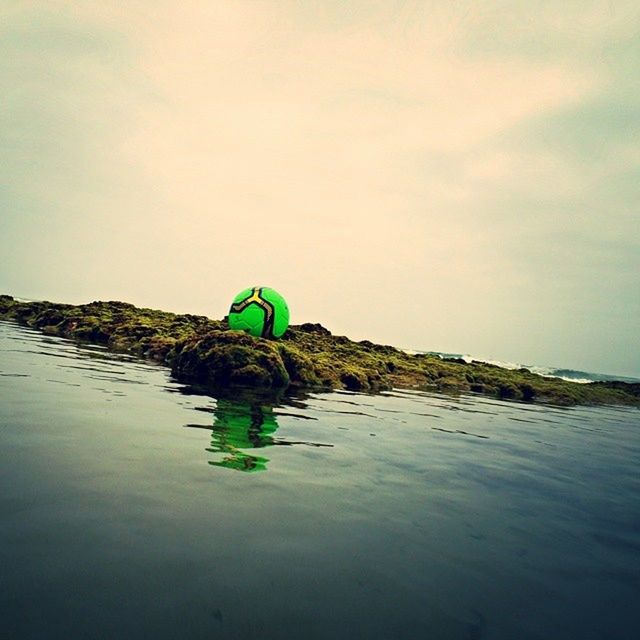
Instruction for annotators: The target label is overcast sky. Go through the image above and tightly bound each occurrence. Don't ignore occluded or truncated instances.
[2,1,639,376]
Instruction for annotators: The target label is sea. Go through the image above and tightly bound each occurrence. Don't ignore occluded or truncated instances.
[416,351,640,385]
[1,319,639,640]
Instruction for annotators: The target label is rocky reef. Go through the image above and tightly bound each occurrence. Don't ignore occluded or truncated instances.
[1,294,638,407]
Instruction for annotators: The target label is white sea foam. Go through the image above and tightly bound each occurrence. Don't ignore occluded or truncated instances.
[408,350,640,384]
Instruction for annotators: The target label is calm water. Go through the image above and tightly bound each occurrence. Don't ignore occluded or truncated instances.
[1,321,639,640]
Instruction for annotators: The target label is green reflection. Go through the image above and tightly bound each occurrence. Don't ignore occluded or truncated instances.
[206,398,280,472]
[183,389,331,473]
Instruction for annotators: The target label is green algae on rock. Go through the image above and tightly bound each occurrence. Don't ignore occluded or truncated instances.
[1,294,638,407]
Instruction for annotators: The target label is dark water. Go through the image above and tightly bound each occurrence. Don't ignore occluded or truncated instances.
[1,321,639,640]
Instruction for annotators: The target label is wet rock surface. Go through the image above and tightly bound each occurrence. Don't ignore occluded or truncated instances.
[1,294,638,406]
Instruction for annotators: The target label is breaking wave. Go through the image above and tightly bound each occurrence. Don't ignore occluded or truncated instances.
[416,351,640,385]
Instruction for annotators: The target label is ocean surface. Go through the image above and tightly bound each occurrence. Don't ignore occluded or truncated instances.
[421,351,640,385]
[1,320,639,640]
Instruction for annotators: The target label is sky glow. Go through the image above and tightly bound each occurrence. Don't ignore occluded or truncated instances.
[2,1,639,376]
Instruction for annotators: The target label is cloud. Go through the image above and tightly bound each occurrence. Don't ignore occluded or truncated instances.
[1,1,638,375]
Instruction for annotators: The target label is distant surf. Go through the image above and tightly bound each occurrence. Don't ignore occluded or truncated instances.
[414,351,640,385]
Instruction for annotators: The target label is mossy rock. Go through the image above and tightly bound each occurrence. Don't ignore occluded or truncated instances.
[1,294,639,407]
[340,369,368,391]
[172,330,289,390]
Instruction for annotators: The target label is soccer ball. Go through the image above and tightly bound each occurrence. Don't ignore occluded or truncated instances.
[228,286,290,339]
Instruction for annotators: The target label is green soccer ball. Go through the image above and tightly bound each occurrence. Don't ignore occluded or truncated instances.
[228,286,290,339]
